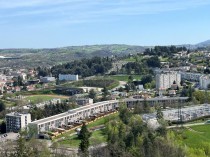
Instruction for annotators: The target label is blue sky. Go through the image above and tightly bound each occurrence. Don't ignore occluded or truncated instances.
[0,0,210,48]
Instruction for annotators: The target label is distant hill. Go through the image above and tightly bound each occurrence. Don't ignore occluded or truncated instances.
[0,44,145,68]
[195,40,210,48]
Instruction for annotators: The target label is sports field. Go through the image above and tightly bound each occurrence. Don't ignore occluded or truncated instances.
[26,94,69,103]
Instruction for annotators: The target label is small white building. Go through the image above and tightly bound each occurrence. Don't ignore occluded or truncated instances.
[59,74,78,81]
[40,76,56,83]
[199,75,210,89]
[5,112,31,132]
[76,98,93,106]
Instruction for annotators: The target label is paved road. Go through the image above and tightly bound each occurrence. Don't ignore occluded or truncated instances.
[167,122,206,129]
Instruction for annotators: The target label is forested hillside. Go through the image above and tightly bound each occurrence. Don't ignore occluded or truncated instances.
[0,45,145,68]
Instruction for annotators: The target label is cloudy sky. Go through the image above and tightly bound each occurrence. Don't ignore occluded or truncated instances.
[0,0,210,48]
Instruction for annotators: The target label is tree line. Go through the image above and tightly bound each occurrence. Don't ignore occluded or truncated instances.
[144,46,188,57]
[37,56,113,78]
[29,102,77,121]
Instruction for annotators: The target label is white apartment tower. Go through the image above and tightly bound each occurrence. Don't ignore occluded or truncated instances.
[199,75,210,89]
[156,71,181,89]
[5,112,31,132]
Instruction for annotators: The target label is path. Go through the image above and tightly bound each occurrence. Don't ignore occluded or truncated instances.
[167,122,206,129]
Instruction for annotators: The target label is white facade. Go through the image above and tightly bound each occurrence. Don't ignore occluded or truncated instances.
[156,71,181,89]
[76,98,93,106]
[40,76,56,83]
[59,74,78,81]
[29,100,118,134]
[199,75,210,89]
[179,71,202,82]
[6,112,31,132]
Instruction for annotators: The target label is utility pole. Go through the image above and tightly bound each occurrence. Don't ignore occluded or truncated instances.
[177,98,183,126]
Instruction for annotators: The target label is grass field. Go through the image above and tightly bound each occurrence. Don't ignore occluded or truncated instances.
[26,95,69,103]
[59,129,107,148]
[1,99,16,107]
[175,124,210,148]
[108,75,141,81]
[56,113,119,147]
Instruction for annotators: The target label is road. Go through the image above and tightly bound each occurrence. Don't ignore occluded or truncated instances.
[167,122,206,129]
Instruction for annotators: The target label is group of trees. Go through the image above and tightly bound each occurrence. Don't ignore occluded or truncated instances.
[121,62,147,75]
[105,105,185,157]
[29,102,77,121]
[144,46,187,57]
[50,57,113,78]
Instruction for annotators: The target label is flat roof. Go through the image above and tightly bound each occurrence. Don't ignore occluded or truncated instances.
[125,97,188,101]
[29,100,118,125]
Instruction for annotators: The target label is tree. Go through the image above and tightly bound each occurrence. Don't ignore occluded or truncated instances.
[156,107,163,121]
[0,121,6,133]
[146,56,161,68]
[0,100,5,112]
[89,89,96,100]
[143,98,150,113]
[79,122,91,156]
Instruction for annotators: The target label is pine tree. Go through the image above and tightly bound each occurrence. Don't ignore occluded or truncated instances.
[79,122,91,156]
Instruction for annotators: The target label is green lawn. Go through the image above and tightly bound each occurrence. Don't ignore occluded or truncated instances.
[87,112,119,128]
[26,95,68,103]
[54,112,118,141]
[1,99,16,107]
[108,75,141,82]
[159,56,169,62]
[123,57,136,62]
[176,124,210,148]
[59,129,107,148]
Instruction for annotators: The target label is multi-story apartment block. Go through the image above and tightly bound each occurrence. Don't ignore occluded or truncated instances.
[179,71,202,82]
[59,74,78,81]
[28,97,188,136]
[199,75,210,89]
[6,112,31,133]
[156,71,181,89]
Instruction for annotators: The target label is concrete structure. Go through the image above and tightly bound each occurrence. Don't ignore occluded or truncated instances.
[29,100,119,135]
[59,74,78,81]
[125,97,188,108]
[75,98,93,106]
[179,71,202,82]
[6,112,31,132]
[156,71,181,89]
[199,75,210,89]
[40,76,56,83]
[29,97,188,135]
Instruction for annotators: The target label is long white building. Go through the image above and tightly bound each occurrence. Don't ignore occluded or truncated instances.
[59,74,78,81]
[199,75,210,89]
[179,71,202,82]
[29,97,188,136]
[156,71,181,89]
[29,100,118,135]
[6,112,31,132]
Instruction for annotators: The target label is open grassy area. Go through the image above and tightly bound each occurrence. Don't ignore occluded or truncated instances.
[26,95,68,103]
[59,129,107,148]
[1,99,16,107]
[54,112,119,140]
[87,112,119,128]
[108,75,141,82]
[175,124,210,148]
